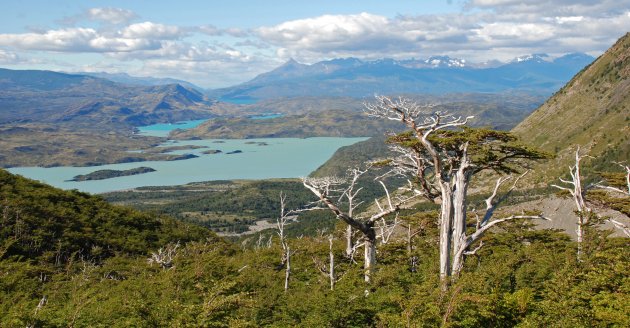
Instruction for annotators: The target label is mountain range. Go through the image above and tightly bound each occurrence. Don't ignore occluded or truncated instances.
[316,34,629,180]
[210,53,595,100]
[77,71,204,91]
[0,68,217,128]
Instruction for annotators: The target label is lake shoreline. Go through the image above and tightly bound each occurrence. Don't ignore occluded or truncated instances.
[8,137,367,194]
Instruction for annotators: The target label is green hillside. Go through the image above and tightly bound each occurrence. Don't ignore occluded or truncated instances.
[0,169,211,262]
[513,33,630,179]
[2,167,628,326]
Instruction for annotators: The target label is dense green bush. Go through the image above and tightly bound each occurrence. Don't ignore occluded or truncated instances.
[1,170,628,327]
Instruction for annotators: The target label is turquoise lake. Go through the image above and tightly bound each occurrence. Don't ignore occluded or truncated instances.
[136,119,208,137]
[9,137,367,194]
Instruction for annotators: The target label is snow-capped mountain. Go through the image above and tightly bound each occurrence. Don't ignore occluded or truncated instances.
[210,53,595,100]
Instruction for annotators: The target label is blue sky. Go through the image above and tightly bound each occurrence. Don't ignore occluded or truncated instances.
[1,1,628,88]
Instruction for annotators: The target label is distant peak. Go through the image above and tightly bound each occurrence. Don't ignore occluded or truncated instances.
[423,55,467,68]
[282,58,301,66]
[511,53,550,63]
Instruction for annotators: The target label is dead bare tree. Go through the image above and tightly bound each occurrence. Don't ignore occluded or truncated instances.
[366,95,547,283]
[343,167,366,258]
[375,213,400,244]
[551,147,593,260]
[276,192,295,292]
[451,172,546,274]
[312,235,344,290]
[303,169,416,283]
[553,148,630,253]
[148,242,179,270]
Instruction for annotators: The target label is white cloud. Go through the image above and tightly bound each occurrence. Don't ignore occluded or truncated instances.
[0,28,100,52]
[87,7,138,25]
[258,13,390,51]
[254,5,630,64]
[4,3,630,87]
[475,22,555,43]
[121,22,186,40]
[555,16,584,24]
[0,22,186,53]
[0,49,20,63]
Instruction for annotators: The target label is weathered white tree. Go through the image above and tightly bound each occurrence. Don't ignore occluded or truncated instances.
[551,147,593,260]
[303,168,416,283]
[366,96,547,282]
[312,235,343,290]
[148,242,179,270]
[342,167,366,258]
[276,192,295,292]
[553,148,630,258]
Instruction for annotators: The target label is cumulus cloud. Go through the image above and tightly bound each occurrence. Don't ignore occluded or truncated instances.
[5,2,629,87]
[0,21,187,53]
[87,7,138,25]
[121,22,186,39]
[60,7,138,26]
[106,40,255,64]
[258,13,391,51]
[255,4,630,63]
[0,49,21,64]
[0,28,101,52]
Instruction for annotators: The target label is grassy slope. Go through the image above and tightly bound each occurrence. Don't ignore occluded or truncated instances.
[512,33,630,181]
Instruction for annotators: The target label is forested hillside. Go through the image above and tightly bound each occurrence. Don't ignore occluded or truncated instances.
[1,167,628,327]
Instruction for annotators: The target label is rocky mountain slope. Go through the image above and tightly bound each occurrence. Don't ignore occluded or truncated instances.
[512,33,630,179]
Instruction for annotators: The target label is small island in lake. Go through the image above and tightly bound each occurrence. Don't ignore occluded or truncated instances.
[142,145,208,154]
[202,149,222,154]
[169,154,199,161]
[70,167,156,182]
[244,141,269,146]
[226,150,243,154]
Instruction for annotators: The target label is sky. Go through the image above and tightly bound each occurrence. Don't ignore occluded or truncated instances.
[1,0,629,88]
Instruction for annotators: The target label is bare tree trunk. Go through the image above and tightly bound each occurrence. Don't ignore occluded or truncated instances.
[364,231,377,283]
[451,245,465,278]
[452,175,468,262]
[345,225,353,258]
[284,245,290,292]
[551,147,591,261]
[439,186,453,284]
[407,224,412,255]
[329,236,335,291]
[451,168,471,279]
[576,212,587,260]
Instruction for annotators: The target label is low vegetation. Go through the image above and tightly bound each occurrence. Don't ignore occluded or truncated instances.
[1,168,628,327]
[70,167,156,182]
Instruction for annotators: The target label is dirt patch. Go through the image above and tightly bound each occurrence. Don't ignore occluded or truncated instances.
[504,195,629,239]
